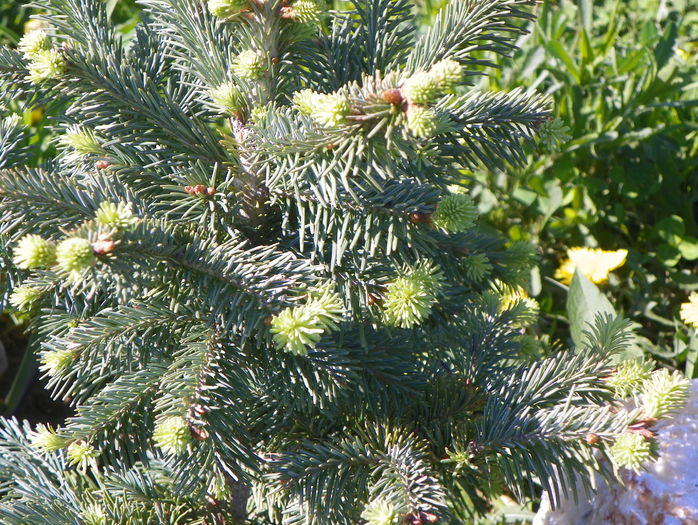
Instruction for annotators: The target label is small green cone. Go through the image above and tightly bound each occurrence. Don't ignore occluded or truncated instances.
[13,234,56,269]
[18,29,50,60]
[56,237,95,276]
[402,71,440,104]
[233,49,267,80]
[405,106,438,139]
[153,416,192,455]
[27,48,65,84]
[208,0,248,18]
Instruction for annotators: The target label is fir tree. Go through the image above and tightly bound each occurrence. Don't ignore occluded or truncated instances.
[0,0,688,523]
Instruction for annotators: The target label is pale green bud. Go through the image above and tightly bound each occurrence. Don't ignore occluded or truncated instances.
[429,58,463,93]
[153,416,192,455]
[233,49,267,80]
[95,201,137,229]
[13,234,56,269]
[250,103,272,123]
[39,348,77,377]
[405,106,438,139]
[30,424,68,452]
[56,237,95,276]
[609,432,657,473]
[291,0,325,24]
[402,71,440,104]
[383,262,445,328]
[208,0,248,18]
[81,503,106,525]
[310,92,350,127]
[292,88,319,116]
[361,499,402,525]
[26,48,65,84]
[209,80,243,115]
[271,305,323,355]
[18,30,50,60]
[382,278,431,328]
[304,283,344,332]
[607,360,654,399]
[60,126,104,157]
[270,284,344,355]
[409,260,446,295]
[641,368,691,419]
[66,441,99,470]
[432,193,478,232]
[9,285,42,312]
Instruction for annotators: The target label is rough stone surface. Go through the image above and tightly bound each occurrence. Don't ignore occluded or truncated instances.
[535,380,698,525]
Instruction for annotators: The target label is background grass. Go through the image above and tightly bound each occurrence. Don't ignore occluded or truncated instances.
[470,0,698,376]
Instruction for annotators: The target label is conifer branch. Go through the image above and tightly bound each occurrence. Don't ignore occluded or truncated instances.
[407,0,535,73]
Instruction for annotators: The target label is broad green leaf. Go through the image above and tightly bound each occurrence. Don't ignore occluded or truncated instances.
[577,0,593,34]
[579,28,594,68]
[566,270,615,349]
[640,20,658,45]
[105,0,120,18]
[600,0,622,58]
[567,271,644,362]
[562,131,618,152]
[655,215,685,242]
[655,21,678,68]
[657,243,681,267]
[617,48,652,75]
[537,180,564,226]
[678,236,698,261]
[546,41,581,83]
[513,187,537,207]
[686,330,698,378]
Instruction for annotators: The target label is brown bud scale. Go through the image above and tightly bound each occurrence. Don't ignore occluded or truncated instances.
[585,433,600,445]
[381,88,404,106]
[367,292,382,306]
[409,212,424,224]
[190,425,209,441]
[92,239,116,255]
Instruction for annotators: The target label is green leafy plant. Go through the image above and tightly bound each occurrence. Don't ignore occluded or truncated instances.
[0,0,690,523]
[473,0,698,374]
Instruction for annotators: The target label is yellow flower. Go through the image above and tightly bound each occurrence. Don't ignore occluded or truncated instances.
[680,293,698,328]
[30,106,44,125]
[555,247,627,284]
[675,47,690,61]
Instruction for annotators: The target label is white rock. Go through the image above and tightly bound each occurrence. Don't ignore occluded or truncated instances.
[535,380,698,525]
